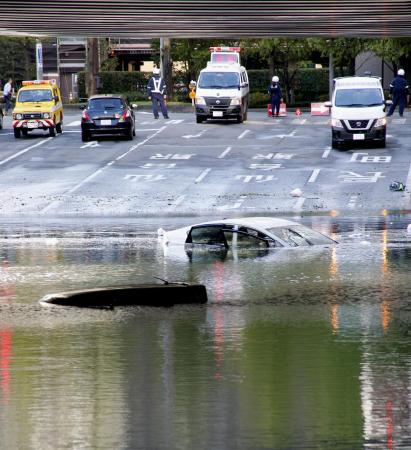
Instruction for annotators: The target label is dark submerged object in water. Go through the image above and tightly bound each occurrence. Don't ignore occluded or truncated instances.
[39,283,208,308]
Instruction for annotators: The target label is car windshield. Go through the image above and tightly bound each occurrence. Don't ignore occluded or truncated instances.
[88,98,123,110]
[18,89,53,102]
[267,225,336,246]
[198,72,240,89]
[335,88,383,107]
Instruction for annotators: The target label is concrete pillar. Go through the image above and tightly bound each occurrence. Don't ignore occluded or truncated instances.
[329,51,334,100]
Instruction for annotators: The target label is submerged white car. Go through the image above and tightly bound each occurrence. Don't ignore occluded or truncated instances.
[158,217,336,250]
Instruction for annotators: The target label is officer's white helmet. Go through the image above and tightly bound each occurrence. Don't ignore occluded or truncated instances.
[398,69,405,76]
[272,76,279,82]
[153,67,160,75]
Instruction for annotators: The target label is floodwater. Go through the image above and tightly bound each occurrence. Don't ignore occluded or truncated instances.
[0,215,410,450]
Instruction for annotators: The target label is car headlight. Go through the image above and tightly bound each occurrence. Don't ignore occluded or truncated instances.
[15,113,22,120]
[375,117,387,127]
[331,118,344,128]
[43,112,50,119]
[230,97,241,106]
[195,96,206,105]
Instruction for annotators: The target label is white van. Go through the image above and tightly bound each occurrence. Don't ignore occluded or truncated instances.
[325,76,391,149]
[195,47,249,124]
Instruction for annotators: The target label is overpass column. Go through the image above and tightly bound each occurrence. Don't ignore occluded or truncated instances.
[329,45,334,100]
[160,38,173,99]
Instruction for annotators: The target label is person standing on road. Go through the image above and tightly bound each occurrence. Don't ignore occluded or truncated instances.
[3,78,13,116]
[387,69,409,117]
[268,76,283,117]
[147,67,169,119]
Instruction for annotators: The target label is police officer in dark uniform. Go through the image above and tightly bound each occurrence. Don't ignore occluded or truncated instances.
[268,76,283,117]
[387,69,409,117]
[147,67,169,119]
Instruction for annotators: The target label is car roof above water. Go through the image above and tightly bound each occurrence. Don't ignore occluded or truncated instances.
[196,217,298,229]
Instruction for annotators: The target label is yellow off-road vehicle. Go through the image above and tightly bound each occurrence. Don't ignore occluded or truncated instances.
[12,80,63,138]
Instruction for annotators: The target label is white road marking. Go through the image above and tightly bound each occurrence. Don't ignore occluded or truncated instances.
[81,141,100,149]
[0,137,52,167]
[308,168,321,183]
[217,195,247,210]
[218,146,232,159]
[41,126,167,213]
[403,162,411,204]
[183,130,207,139]
[293,197,306,210]
[348,195,358,209]
[167,194,186,210]
[322,147,331,158]
[237,129,250,139]
[136,111,152,115]
[195,168,212,183]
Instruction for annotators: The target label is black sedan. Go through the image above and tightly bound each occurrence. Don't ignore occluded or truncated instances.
[81,95,136,141]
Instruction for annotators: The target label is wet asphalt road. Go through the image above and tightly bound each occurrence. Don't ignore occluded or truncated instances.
[0,109,410,218]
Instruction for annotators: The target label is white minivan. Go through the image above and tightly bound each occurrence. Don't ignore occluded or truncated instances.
[195,47,249,124]
[325,76,391,149]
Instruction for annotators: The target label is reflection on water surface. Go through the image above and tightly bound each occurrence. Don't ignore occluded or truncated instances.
[0,216,410,449]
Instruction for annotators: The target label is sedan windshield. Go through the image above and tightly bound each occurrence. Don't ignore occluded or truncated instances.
[18,89,53,102]
[198,72,240,89]
[335,88,383,107]
[267,226,336,246]
[88,98,123,110]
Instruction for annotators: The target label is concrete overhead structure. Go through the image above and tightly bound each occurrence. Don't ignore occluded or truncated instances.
[0,0,410,38]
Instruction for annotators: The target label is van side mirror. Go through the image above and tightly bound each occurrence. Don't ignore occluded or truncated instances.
[324,101,332,108]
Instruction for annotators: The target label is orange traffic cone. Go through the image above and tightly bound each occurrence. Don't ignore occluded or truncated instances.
[295,108,302,116]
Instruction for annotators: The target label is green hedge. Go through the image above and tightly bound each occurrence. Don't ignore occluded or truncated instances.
[78,71,150,99]
[248,68,329,104]
[77,68,329,104]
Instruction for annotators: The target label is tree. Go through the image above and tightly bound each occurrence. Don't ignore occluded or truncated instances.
[241,38,309,103]
[366,38,411,75]
[0,37,35,85]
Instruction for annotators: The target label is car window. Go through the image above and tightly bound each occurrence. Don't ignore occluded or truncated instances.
[335,88,383,107]
[88,98,123,110]
[18,89,53,102]
[198,72,240,89]
[267,225,335,246]
[223,231,271,249]
[187,226,227,247]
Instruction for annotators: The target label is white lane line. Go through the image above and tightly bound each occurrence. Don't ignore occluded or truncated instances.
[348,195,358,209]
[322,147,331,159]
[293,197,306,210]
[237,129,250,139]
[41,127,167,213]
[403,162,411,204]
[218,146,232,159]
[308,168,321,183]
[168,194,186,210]
[0,137,53,167]
[195,168,212,184]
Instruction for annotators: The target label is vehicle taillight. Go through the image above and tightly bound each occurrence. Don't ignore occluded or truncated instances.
[82,110,91,121]
[119,109,131,122]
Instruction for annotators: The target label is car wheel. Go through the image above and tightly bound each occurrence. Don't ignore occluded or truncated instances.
[132,124,136,136]
[49,127,56,137]
[56,121,63,133]
[196,115,204,124]
[236,114,244,124]
[126,127,133,140]
[21,129,28,137]
[14,128,21,138]
[243,109,248,122]
[377,139,386,148]
[81,131,90,142]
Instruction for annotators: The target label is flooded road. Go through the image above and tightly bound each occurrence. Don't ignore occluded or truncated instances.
[0,215,410,449]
